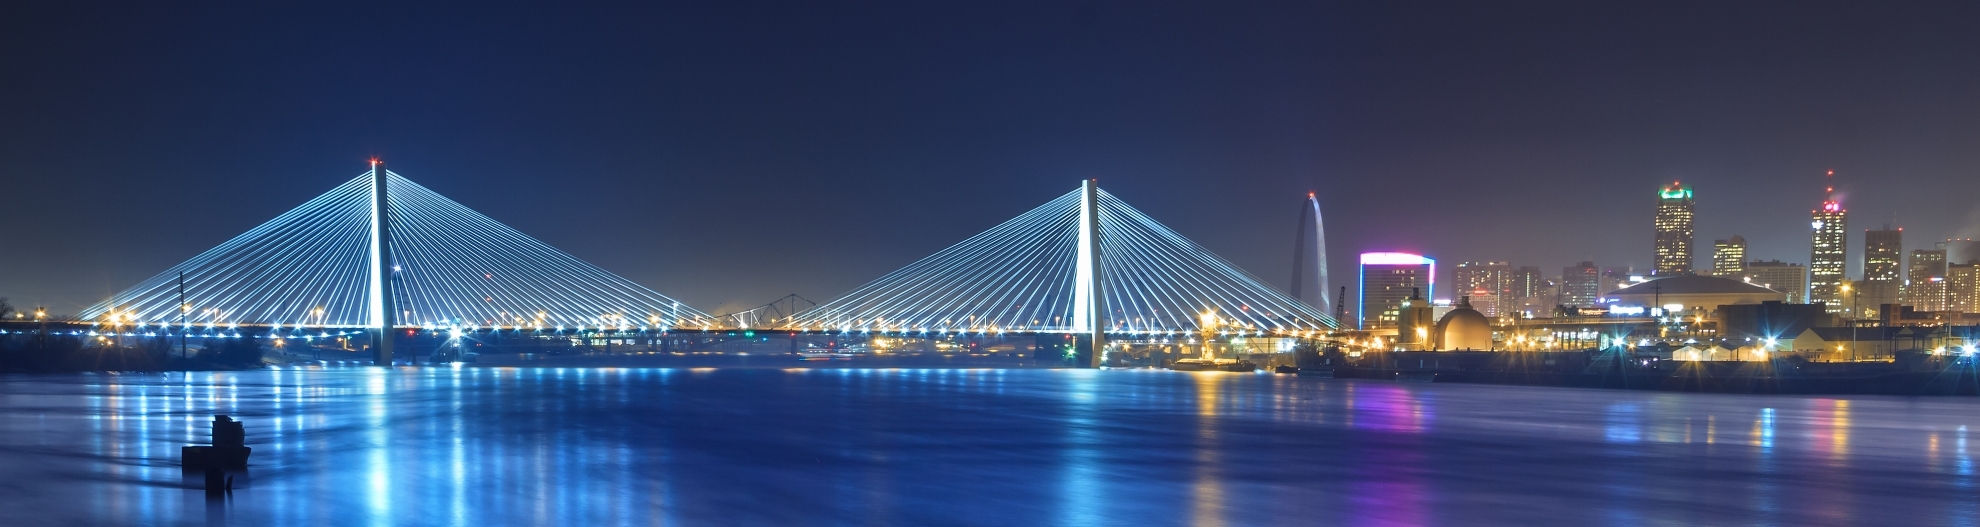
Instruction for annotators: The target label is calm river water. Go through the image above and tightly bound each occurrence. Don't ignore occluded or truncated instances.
[1,366,1977,526]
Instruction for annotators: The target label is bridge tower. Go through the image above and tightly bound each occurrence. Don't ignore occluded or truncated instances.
[1073,179,1105,367]
[368,159,397,366]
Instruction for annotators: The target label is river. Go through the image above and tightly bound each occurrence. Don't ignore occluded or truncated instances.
[1,365,1975,525]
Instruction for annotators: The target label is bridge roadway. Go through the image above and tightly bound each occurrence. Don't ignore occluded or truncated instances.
[0,320,1321,339]
[0,320,1327,363]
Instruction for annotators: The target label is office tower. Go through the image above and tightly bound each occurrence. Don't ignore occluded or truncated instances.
[1808,174,1848,313]
[1526,277,1561,314]
[1746,260,1808,303]
[1501,266,1542,317]
[1463,287,1500,319]
[1454,261,1510,316]
[1562,261,1600,306]
[1906,249,1948,312]
[1654,182,1695,275]
[1359,252,1434,330]
[1713,236,1747,277]
[1950,262,1980,314]
[1508,266,1542,299]
[1860,227,1903,317]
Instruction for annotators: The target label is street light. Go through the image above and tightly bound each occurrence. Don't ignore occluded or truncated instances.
[1841,281,1858,361]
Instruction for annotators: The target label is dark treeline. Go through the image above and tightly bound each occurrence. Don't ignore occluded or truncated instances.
[0,332,266,372]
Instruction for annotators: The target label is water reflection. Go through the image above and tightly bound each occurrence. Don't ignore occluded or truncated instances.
[1,369,1980,525]
[1189,373,1224,527]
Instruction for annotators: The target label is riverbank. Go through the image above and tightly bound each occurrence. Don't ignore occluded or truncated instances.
[1309,350,1980,396]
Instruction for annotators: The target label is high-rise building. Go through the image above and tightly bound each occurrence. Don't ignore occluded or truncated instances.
[1359,252,1434,330]
[1712,236,1747,277]
[1906,249,1948,312]
[1523,276,1561,315]
[1505,266,1543,317]
[1808,173,1848,313]
[1453,261,1511,317]
[1860,227,1903,318]
[1464,287,1500,319]
[1508,266,1542,298]
[1949,262,1980,314]
[1654,182,1695,276]
[1562,261,1600,306]
[1746,260,1807,304]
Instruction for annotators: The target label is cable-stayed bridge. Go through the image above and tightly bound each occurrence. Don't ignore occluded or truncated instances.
[73,162,713,363]
[41,164,1334,366]
[777,180,1338,365]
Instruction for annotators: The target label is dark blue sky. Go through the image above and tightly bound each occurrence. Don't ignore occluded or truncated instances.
[4,1,1979,314]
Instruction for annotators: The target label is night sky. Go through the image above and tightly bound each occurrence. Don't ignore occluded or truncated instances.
[4,1,1979,315]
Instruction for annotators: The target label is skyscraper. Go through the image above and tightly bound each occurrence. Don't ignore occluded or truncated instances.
[1454,261,1511,316]
[1860,227,1903,317]
[1808,173,1848,313]
[1562,261,1600,306]
[1908,249,1949,312]
[1359,252,1434,330]
[1712,236,1746,277]
[1507,266,1543,317]
[1746,260,1808,304]
[1654,182,1695,276]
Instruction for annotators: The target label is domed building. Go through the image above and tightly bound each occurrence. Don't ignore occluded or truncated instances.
[1435,297,1493,350]
[1606,274,1786,316]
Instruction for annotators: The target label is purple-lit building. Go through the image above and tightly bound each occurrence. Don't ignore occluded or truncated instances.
[1360,252,1434,330]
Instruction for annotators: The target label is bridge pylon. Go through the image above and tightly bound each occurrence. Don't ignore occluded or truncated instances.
[782,180,1340,367]
[1075,179,1104,367]
[80,161,712,340]
[369,159,396,366]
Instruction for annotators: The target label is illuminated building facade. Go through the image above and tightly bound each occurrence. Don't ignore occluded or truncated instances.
[1562,261,1600,306]
[1950,262,1980,314]
[1359,252,1434,330]
[1504,266,1544,317]
[1746,260,1807,304]
[1464,287,1499,318]
[1454,261,1510,316]
[1712,236,1746,277]
[1509,266,1542,298]
[1907,249,1947,312]
[1860,227,1903,317]
[1653,182,1695,275]
[1808,176,1848,313]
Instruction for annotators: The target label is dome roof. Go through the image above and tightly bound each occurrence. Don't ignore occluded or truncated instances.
[1436,307,1492,350]
[1609,274,1779,296]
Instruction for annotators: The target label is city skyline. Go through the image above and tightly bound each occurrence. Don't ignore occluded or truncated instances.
[5,2,1980,316]
[6,161,1975,317]
[8,4,1980,526]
